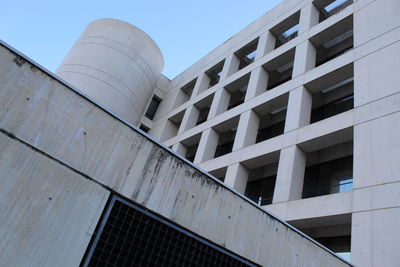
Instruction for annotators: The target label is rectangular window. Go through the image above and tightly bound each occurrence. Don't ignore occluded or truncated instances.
[206,61,225,88]
[235,38,259,70]
[270,11,300,49]
[262,48,295,90]
[145,96,161,120]
[302,155,353,199]
[314,0,353,22]
[225,74,250,110]
[311,15,353,67]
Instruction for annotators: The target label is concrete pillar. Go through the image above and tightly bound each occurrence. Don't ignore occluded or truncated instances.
[292,40,316,78]
[178,105,199,134]
[285,86,312,132]
[273,145,306,203]
[194,128,219,163]
[172,89,187,108]
[299,2,320,34]
[192,72,211,97]
[208,88,230,118]
[149,119,167,140]
[232,110,260,151]
[225,163,249,194]
[220,54,240,80]
[245,67,269,101]
[255,31,276,60]
[172,142,187,156]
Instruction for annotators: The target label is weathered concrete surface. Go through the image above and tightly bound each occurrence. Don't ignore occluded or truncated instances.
[0,42,350,266]
[0,133,109,266]
[57,18,164,125]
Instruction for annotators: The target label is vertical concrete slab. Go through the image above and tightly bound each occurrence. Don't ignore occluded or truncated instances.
[232,110,260,151]
[274,145,306,203]
[192,72,210,97]
[352,208,400,267]
[0,133,109,267]
[220,54,240,79]
[354,42,400,107]
[285,86,312,132]
[178,105,199,134]
[299,2,320,34]
[208,88,230,118]
[245,66,269,101]
[225,163,249,194]
[255,31,276,60]
[194,128,219,163]
[354,0,400,46]
[353,111,400,188]
[293,41,316,78]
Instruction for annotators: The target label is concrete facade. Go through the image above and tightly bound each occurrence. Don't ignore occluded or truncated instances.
[1,0,399,266]
[0,42,350,266]
[133,0,400,266]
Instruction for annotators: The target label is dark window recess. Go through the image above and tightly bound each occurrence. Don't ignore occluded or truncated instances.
[206,61,224,88]
[266,62,294,90]
[315,236,351,253]
[196,107,210,126]
[245,175,276,206]
[315,0,353,22]
[270,11,300,49]
[315,33,353,66]
[185,144,199,163]
[82,195,259,267]
[262,48,295,91]
[145,96,161,120]
[312,16,354,67]
[310,94,353,123]
[181,79,196,99]
[275,25,299,49]
[227,89,247,110]
[235,39,259,70]
[256,121,285,143]
[139,124,150,133]
[302,156,353,199]
[214,130,236,158]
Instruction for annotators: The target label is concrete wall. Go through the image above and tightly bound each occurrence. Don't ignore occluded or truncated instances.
[57,19,164,126]
[0,42,350,266]
[139,0,400,266]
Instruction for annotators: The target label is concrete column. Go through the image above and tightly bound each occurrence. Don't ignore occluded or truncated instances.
[192,72,210,97]
[208,88,230,118]
[245,67,269,101]
[149,119,168,140]
[273,145,306,203]
[232,110,260,151]
[292,40,316,78]
[172,89,187,108]
[172,142,187,156]
[299,2,320,34]
[178,105,199,134]
[255,31,276,60]
[285,86,312,132]
[220,54,240,80]
[225,163,249,194]
[194,128,219,163]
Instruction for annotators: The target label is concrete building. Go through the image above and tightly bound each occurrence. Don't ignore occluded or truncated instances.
[0,0,399,266]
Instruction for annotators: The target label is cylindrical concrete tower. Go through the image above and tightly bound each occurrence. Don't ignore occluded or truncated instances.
[57,18,164,125]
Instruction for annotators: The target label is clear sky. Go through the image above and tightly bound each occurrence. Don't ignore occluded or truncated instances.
[0,0,281,79]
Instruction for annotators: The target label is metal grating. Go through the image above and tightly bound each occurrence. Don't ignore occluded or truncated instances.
[81,195,259,267]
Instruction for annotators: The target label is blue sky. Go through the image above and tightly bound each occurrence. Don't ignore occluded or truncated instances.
[0,0,281,79]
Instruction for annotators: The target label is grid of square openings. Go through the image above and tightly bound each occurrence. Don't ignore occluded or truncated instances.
[82,196,259,267]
